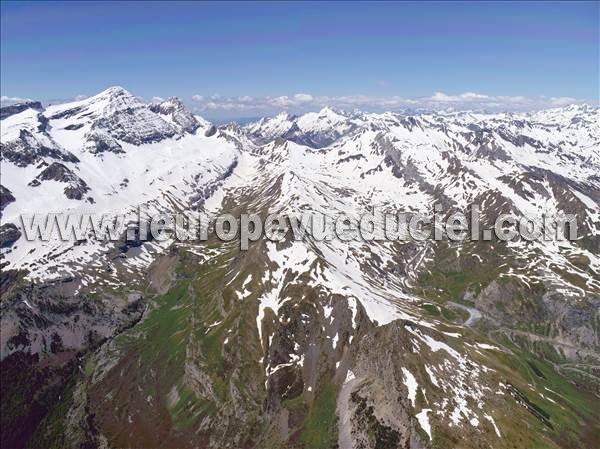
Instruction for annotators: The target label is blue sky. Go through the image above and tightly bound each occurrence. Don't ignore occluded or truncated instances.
[1,1,598,118]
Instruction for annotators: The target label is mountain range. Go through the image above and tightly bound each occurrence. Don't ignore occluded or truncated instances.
[1,87,599,449]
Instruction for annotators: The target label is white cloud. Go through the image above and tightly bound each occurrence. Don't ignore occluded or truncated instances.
[1,95,31,105]
[188,91,590,115]
[429,92,491,102]
[269,96,294,107]
[549,96,578,106]
[294,93,314,102]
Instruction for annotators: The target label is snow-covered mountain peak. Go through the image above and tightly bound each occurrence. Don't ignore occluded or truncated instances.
[274,110,295,120]
[40,87,207,155]
[149,96,202,134]
[98,85,130,96]
[261,111,295,126]
[153,96,184,110]
[94,85,134,100]
[318,105,345,117]
[244,112,296,142]
[45,85,141,123]
[297,106,348,128]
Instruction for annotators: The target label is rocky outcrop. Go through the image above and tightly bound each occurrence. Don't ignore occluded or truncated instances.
[0,101,43,120]
[1,280,144,359]
[0,185,16,213]
[83,131,124,154]
[0,223,21,248]
[1,128,79,167]
[91,108,178,145]
[28,162,90,200]
[204,124,218,137]
[150,97,200,134]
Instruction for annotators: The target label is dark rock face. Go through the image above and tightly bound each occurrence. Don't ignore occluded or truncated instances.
[204,125,217,137]
[0,101,43,120]
[83,132,124,154]
[116,223,154,254]
[190,157,238,208]
[28,162,90,200]
[1,274,146,360]
[0,266,21,298]
[46,104,85,121]
[64,123,84,131]
[497,127,543,149]
[281,122,320,147]
[0,223,21,248]
[0,185,16,213]
[1,128,79,167]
